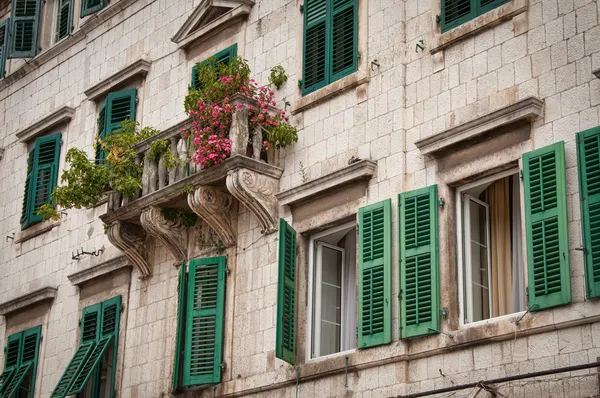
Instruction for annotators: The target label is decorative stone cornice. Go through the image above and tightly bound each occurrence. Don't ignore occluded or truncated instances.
[188,186,236,248]
[67,256,131,286]
[106,221,153,278]
[140,206,189,262]
[15,106,75,143]
[226,168,279,234]
[414,97,543,158]
[0,287,57,316]
[84,58,152,101]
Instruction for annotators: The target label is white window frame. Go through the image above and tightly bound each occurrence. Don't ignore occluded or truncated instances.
[306,221,357,362]
[456,167,527,327]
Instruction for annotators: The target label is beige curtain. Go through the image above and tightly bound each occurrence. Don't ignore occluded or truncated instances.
[486,177,512,318]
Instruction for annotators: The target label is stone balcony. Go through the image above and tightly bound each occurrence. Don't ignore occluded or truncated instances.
[100,95,283,277]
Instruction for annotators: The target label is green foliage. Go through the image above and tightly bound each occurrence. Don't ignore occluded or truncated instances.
[197,234,225,254]
[269,65,288,89]
[147,138,180,170]
[264,123,298,149]
[182,184,195,195]
[161,208,198,228]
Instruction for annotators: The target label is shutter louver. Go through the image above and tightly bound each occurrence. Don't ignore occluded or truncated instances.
[65,336,112,395]
[331,0,357,81]
[399,186,440,338]
[191,44,238,91]
[191,65,200,91]
[100,296,120,337]
[0,369,15,396]
[20,148,34,230]
[1,362,32,398]
[173,263,187,391]
[577,128,600,299]
[81,304,99,343]
[105,88,136,133]
[56,0,72,41]
[80,0,105,18]
[9,0,41,58]
[95,104,106,164]
[50,342,95,398]
[1,326,41,398]
[442,0,473,32]
[184,257,226,386]
[0,19,9,77]
[523,141,571,310]
[358,199,392,348]
[303,0,327,94]
[276,219,297,364]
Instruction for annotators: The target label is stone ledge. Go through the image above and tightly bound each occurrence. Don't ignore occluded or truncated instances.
[67,256,131,286]
[594,68,600,79]
[276,160,377,207]
[15,106,75,143]
[0,287,57,316]
[84,58,152,101]
[415,97,543,158]
[15,219,61,244]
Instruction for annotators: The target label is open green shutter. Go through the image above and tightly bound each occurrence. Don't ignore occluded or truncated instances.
[399,186,439,338]
[65,335,112,395]
[358,199,392,348]
[0,19,9,78]
[523,141,571,310]
[276,219,296,364]
[28,133,62,225]
[0,336,21,396]
[9,0,41,58]
[172,263,187,391]
[1,326,41,398]
[50,342,95,398]
[441,0,473,32]
[100,296,121,338]
[190,65,200,90]
[20,147,34,230]
[81,303,100,343]
[56,0,73,41]
[330,0,357,82]
[80,0,105,18]
[191,44,238,90]
[105,88,137,133]
[303,0,327,94]
[577,128,600,299]
[183,257,226,386]
[1,362,32,398]
[0,369,15,396]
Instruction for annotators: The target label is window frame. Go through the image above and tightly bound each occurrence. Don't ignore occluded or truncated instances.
[455,167,527,327]
[306,221,357,362]
[81,0,106,18]
[55,0,75,43]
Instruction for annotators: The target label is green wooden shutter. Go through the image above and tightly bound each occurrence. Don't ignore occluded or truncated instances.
[50,342,95,398]
[20,147,34,230]
[80,303,100,343]
[191,44,238,90]
[80,0,105,18]
[523,141,571,310]
[172,263,187,391]
[183,257,227,386]
[330,0,357,82]
[478,0,509,14]
[0,369,15,396]
[302,0,327,94]
[577,128,600,299]
[0,19,9,78]
[357,199,392,348]
[0,335,21,395]
[399,186,440,338]
[105,88,137,133]
[441,0,473,32]
[276,219,296,364]
[95,104,106,164]
[190,65,200,90]
[1,326,41,398]
[65,335,112,395]
[9,0,42,58]
[100,296,121,337]
[2,362,32,398]
[56,0,73,41]
[28,132,62,226]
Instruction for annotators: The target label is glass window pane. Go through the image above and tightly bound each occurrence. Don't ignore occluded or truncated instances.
[468,199,490,322]
[320,246,342,356]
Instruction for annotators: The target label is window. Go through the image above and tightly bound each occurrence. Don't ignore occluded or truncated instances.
[8,0,43,58]
[55,0,74,42]
[0,326,42,398]
[302,0,358,95]
[95,88,137,163]
[80,0,106,18]
[457,171,526,324]
[441,0,509,33]
[0,18,9,77]
[172,257,227,390]
[51,296,121,398]
[275,220,297,365]
[190,44,238,90]
[308,223,357,359]
[21,132,62,230]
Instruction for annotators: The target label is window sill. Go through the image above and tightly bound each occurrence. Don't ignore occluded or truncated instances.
[292,69,370,115]
[15,219,61,244]
[430,0,528,54]
[305,349,356,364]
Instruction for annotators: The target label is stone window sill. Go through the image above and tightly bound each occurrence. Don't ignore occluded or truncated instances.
[430,0,527,54]
[292,68,370,115]
[15,219,61,244]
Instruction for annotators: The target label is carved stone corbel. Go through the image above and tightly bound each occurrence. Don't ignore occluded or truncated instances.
[188,186,237,247]
[106,221,153,278]
[226,168,279,234]
[140,206,188,262]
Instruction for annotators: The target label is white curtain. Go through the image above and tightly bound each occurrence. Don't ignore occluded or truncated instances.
[342,229,357,351]
[511,176,526,312]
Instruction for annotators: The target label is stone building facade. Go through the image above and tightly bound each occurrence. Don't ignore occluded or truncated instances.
[0,0,600,397]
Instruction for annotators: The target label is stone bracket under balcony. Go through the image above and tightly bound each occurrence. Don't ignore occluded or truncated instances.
[106,220,153,278]
[140,206,189,263]
[188,186,237,248]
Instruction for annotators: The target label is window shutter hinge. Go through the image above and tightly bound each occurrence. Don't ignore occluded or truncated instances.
[297,80,302,87]
[220,362,227,370]
[438,198,445,208]
[436,15,441,24]
[520,171,524,180]
[225,267,231,276]
[575,247,589,255]
[136,96,139,104]
[299,4,304,12]
[440,307,448,319]
[398,289,402,300]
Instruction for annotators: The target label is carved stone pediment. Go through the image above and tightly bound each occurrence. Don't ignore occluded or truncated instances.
[106,221,153,278]
[140,206,189,263]
[226,168,279,234]
[188,186,237,248]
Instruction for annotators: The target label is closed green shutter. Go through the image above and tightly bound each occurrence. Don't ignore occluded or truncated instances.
[56,0,73,41]
[95,104,106,164]
[330,0,357,81]
[20,148,34,230]
[184,257,227,386]
[80,0,105,18]
[50,342,95,398]
[191,44,238,91]
[105,88,137,133]
[478,0,509,14]
[276,219,296,364]
[442,0,509,32]
[523,141,571,310]
[303,0,327,94]
[577,128,600,299]
[1,326,41,398]
[172,263,187,391]
[9,0,42,58]
[357,199,392,348]
[399,186,439,338]
[0,19,9,78]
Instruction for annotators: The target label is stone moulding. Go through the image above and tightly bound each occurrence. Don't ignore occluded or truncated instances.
[106,221,153,278]
[0,287,57,316]
[415,96,544,157]
[226,167,279,234]
[276,160,377,207]
[188,186,237,248]
[16,106,75,143]
[67,256,131,286]
[84,59,152,101]
[140,206,189,262]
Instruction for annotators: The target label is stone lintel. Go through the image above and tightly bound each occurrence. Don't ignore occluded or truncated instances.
[67,256,132,286]
[0,287,57,316]
[84,59,152,101]
[16,106,75,143]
